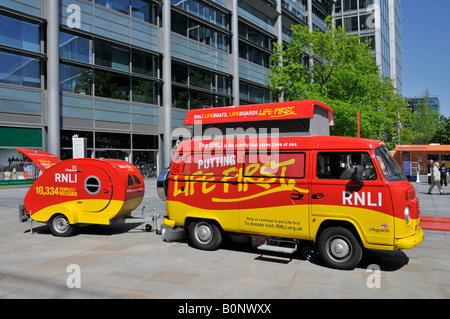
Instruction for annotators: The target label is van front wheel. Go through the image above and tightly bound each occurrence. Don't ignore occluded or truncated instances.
[318,227,362,270]
[189,220,222,251]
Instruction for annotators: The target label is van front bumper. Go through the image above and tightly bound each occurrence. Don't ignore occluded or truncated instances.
[395,226,424,250]
[164,218,176,228]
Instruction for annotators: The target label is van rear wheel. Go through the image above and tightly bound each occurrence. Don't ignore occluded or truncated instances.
[318,227,362,270]
[189,220,222,251]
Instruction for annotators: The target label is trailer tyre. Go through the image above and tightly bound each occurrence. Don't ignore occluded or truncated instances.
[189,220,222,251]
[49,214,75,237]
[318,227,362,270]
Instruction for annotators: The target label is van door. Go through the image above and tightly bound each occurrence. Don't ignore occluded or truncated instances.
[311,151,394,246]
[238,151,310,239]
[77,165,113,212]
[172,151,240,232]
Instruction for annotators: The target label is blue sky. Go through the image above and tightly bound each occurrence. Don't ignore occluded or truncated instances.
[401,0,450,117]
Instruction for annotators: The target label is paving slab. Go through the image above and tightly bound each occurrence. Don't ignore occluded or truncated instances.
[0,180,449,300]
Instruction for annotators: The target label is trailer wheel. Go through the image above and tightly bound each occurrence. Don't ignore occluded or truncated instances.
[49,214,75,237]
[189,220,222,251]
[318,227,362,270]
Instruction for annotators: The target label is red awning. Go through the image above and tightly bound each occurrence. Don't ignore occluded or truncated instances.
[16,148,62,172]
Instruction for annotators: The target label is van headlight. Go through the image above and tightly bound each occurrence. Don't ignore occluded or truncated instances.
[404,206,410,224]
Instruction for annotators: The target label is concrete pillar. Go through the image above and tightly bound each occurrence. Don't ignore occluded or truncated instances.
[47,0,60,157]
[231,0,239,105]
[275,0,283,102]
[162,0,172,168]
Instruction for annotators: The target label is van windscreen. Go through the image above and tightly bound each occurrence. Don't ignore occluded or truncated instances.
[375,146,407,181]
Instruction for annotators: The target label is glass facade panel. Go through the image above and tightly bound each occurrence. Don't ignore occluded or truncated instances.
[133,150,157,177]
[131,0,158,24]
[190,90,211,109]
[172,86,189,109]
[171,10,228,52]
[96,131,131,148]
[96,0,130,15]
[95,69,130,100]
[172,61,188,84]
[60,63,93,95]
[0,13,40,52]
[61,130,94,148]
[60,31,93,64]
[95,40,130,72]
[171,10,188,36]
[212,73,228,94]
[189,66,210,90]
[133,134,158,149]
[132,77,158,104]
[0,51,40,88]
[132,49,158,77]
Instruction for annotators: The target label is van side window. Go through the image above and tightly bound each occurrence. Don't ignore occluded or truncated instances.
[316,152,377,180]
[244,152,306,179]
[183,153,237,177]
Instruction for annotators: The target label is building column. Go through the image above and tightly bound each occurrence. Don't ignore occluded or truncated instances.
[162,0,172,168]
[231,0,239,105]
[275,0,283,102]
[307,0,313,32]
[47,0,60,157]
[307,0,314,69]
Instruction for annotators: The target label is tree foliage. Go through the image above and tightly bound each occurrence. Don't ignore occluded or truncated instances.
[432,115,450,145]
[267,21,411,149]
[409,97,441,144]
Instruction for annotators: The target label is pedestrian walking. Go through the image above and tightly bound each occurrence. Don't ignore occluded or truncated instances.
[427,159,433,185]
[440,162,448,187]
[428,162,445,195]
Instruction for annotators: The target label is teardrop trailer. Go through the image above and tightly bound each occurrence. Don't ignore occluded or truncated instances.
[17,148,150,237]
[158,100,423,270]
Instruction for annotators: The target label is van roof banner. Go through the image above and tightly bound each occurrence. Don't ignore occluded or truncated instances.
[16,148,62,172]
[183,100,334,125]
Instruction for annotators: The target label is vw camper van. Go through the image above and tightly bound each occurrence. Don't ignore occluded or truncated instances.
[158,101,423,269]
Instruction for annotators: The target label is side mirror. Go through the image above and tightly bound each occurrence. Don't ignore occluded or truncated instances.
[353,165,364,183]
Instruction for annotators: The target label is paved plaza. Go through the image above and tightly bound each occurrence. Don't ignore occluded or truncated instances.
[0,179,449,299]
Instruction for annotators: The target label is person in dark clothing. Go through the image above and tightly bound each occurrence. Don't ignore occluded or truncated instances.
[440,162,448,187]
[427,160,434,185]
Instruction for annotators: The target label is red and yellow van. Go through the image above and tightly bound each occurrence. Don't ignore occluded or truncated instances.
[158,101,423,269]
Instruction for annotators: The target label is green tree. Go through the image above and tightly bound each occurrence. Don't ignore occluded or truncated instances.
[267,20,411,149]
[409,97,442,144]
[433,115,450,144]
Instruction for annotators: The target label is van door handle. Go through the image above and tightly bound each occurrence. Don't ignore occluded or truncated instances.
[290,192,304,200]
[312,193,324,199]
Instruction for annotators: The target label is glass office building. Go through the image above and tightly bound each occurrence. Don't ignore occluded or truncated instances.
[0,0,400,181]
[334,0,402,93]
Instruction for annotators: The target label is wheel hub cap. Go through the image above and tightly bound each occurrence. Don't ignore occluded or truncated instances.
[330,238,350,259]
[196,224,212,243]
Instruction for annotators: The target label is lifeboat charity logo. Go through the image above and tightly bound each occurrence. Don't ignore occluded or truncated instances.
[192,105,297,120]
[369,223,390,233]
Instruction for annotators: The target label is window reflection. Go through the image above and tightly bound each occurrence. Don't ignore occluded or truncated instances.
[60,63,93,95]
[171,10,228,52]
[95,69,130,101]
[60,31,93,64]
[95,40,130,72]
[0,51,40,88]
[132,49,158,77]
[132,77,159,104]
[0,13,40,53]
